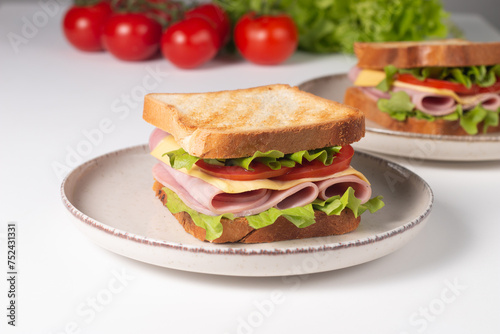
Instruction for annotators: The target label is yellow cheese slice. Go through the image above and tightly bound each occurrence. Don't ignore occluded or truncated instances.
[151,135,369,194]
[353,69,486,105]
[353,69,386,87]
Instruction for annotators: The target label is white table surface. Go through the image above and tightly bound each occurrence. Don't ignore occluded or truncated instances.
[1,3,500,334]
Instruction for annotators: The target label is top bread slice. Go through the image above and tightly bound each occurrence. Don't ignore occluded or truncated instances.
[143,84,364,159]
[355,39,500,70]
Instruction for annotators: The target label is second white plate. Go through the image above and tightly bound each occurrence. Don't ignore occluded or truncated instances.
[299,73,500,161]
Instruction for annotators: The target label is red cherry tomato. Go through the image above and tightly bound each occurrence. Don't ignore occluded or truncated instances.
[272,145,354,181]
[161,16,219,69]
[234,13,298,65]
[185,3,230,46]
[195,160,291,181]
[62,1,112,52]
[102,13,162,61]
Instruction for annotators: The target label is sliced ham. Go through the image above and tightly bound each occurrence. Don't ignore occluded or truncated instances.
[152,163,215,216]
[316,175,371,204]
[392,87,457,116]
[462,93,500,111]
[153,162,321,217]
[360,87,391,100]
[348,66,362,83]
[152,162,372,217]
[149,128,169,151]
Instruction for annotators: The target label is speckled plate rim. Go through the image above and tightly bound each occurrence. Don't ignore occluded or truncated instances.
[298,74,500,143]
[60,144,433,257]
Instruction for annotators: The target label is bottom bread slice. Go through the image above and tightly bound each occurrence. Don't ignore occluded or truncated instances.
[344,87,500,135]
[153,181,360,244]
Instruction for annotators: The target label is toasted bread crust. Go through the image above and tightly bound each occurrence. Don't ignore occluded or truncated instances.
[344,87,500,135]
[154,181,360,244]
[143,84,365,159]
[355,40,500,70]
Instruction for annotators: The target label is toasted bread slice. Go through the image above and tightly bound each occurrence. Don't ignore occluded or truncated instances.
[355,39,500,70]
[143,84,364,159]
[344,87,500,135]
[154,181,360,243]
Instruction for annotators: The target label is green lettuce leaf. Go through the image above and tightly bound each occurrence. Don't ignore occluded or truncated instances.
[229,150,286,170]
[161,186,384,241]
[163,187,234,241]
[246,205,317,229]
[459,104,492,135]
[398,67,432,81]
[378,65,500,90]
[450,68,472,88]
[163,146,342,171]
[377,91,415,121]
[313,187,385,218]
[483,108,500,132]
[286,146,341,166]
[376,65,398,92]
[163,148,199,170]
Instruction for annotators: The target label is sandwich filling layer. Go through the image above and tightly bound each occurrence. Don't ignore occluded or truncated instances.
[148,128,384,240]
[349,66,500,134]
[150,129,374,217]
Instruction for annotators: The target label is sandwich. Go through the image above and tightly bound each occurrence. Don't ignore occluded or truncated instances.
[143,84,384,243]
[344,39,500,135]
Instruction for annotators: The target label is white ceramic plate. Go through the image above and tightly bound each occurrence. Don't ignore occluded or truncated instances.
[61,145,433,277]
[299,74,500,161]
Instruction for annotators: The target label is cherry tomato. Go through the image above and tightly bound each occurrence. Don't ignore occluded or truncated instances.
[102,13,162,61]
[234,13,298,65]
[195,160,291,181]
[161,16,219,69]
[272,145,354,181]
[62,1,112,52]
[397,73,500,95]
[185,3,230,46]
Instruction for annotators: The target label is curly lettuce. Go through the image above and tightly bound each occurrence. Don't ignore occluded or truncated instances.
[216,0,451,54]
[162,187,384,241]
[164,146,342,171]
[377,65,500,92]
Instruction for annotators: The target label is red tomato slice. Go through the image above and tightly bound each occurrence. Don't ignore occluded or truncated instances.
[397,74,477,94]
[195,160,291,181]
[272,145,354,181]
[477,80,500,94]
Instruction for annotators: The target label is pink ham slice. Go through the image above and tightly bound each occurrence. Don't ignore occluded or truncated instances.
[348,66,362,83]
[149,128,169,151]
[153,162,321,217]
[392,87,457,116]
[361,87,391,100]
[316,175,371,204]
[462,93,500,111]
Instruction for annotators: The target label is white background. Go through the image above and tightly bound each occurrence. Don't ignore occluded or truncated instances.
[1,2,500,334]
